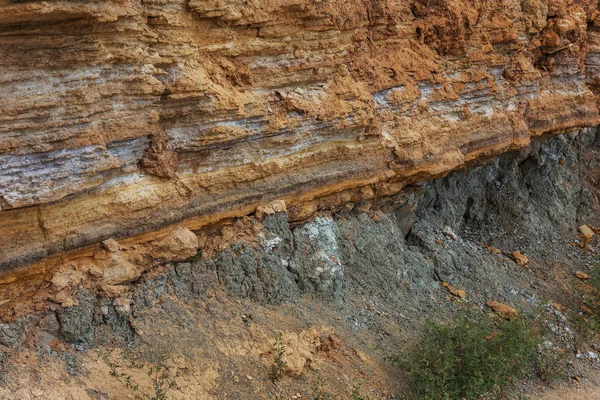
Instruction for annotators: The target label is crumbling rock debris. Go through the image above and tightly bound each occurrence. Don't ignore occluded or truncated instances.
[276,327,339,378]
[40,226,199,308]
[255,200,287,219]
[0,126,598,351]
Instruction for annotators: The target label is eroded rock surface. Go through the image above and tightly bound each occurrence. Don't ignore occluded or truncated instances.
[2,0,600,272]
[1,129,598,343]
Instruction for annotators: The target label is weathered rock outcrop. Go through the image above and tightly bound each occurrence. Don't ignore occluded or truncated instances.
[2,128,598,347]
[2,0,600,294]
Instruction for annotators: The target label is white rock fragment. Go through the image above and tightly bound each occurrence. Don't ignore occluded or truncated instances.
[442,226,458,240]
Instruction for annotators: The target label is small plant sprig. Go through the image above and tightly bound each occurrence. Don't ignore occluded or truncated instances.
[313,376,338,400]
[351,383,370,400]
[124,375,139,392]
[186,249,202,263]
[271,332,288,381]
[106,360,139,393]
[108,361,119,377]
[148,353,177,400]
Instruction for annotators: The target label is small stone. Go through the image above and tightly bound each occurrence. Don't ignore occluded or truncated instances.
[101,255,142,286]
[442,226,457,240]
[576,271,589,280]
[355,349,369,362]
[579,225,595,249]
[101,238,121,253]
[487,300,518,319]
[149,226,198,261]
[582,305,594,315]
[38,314,60,335]
[51,265,84,290]
[256,200,287,219]
[511,251,528,266]
[113,297,131,315]
[441,282,466,299]
[101,284,130,297]
[481,244,502,254]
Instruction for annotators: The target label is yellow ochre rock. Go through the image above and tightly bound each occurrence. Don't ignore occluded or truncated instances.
[579,225,595,249]
[511,251,529,266]
[575,271,589,280]
[487,301,518,319]
[442,282,467,299]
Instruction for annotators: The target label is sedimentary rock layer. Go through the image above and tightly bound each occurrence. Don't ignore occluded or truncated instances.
[1,0,600,270]
[1,127,598,336]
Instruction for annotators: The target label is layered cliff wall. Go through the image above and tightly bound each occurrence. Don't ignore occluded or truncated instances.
[1,0,600,276]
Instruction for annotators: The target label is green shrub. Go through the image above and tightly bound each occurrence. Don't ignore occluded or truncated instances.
[402,310,544,400]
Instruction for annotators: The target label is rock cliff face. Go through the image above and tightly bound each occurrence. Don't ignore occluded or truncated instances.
[2,128,599,351]
[1,1,600,278]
